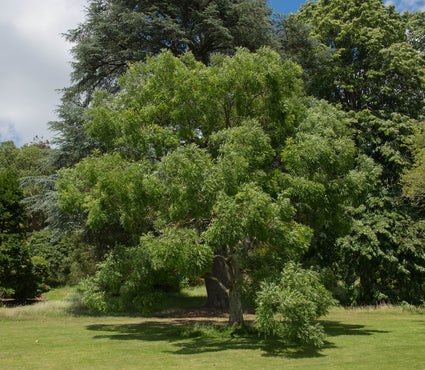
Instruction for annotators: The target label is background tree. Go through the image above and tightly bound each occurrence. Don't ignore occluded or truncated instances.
[274,14,332,93]
[0,145,49,301]
[0,166,26,242]
[298,0,425,117]
[403,11,425,54]
[296,0,425,304]
[65,0,275,101]
[402,123,425,210]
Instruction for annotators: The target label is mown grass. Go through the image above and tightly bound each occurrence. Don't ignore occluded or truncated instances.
[1,287,425,369]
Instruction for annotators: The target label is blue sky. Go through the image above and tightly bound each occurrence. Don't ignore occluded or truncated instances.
[268,0,425,14]
[268,0,309,14]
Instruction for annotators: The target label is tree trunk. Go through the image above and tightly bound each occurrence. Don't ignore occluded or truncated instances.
[228,287,244,326]
[227,257,244,326]
[205,252,244,326]
[205,255,230,309]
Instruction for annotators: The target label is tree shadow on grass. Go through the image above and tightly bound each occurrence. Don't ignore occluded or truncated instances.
[86,318,389,358]
[323,320,389,337]
[87,320,322,358]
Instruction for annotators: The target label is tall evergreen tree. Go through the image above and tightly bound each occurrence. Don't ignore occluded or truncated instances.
[64,0,275,101]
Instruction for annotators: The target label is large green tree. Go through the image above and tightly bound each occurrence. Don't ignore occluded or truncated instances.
[58,48,371,323]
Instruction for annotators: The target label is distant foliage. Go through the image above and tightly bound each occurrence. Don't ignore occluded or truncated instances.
[28,230,74,286]
[255,262,335,347]
[401,124,425,210]
[0,236,49,301]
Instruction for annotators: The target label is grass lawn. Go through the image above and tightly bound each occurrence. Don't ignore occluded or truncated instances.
[1,287,425,369]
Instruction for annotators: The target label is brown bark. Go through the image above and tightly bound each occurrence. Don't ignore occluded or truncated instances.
[205,250,244,326]
[205,255,230,309]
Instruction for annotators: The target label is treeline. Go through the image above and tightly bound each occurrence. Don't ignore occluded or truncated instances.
[2,0,425,328]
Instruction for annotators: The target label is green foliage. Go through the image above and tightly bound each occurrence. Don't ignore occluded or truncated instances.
[48,97,97,170]
[336,111,425,305]
[299,0,425,118]
[156,144,214,224]
[279,101,381,275]
[80,245,166,314]
[274,14,332,92]
[0,143,54,300]
[401,123,425,208]
[0,167,26,241]
[65,0,275,100]
[203,183,311,259]
[0,141,20,168]
[293,0,425,305]
[57,47,372,321]
[403,11,425,53]
[87,47,303,156]
[28,230,74,286]
[0,139,54,234]
[338,205,425,305]
[255,262,335,347]
[58,152,160,241]
[80,229,212,314]
[354,110,418,184]
[0,236,49,301]
[142,228,213,281]
[282,101,365,226]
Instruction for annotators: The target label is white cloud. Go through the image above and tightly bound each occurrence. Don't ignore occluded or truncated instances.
[1,0,424,146]
[385,0,425,11]
[0,0,86,146]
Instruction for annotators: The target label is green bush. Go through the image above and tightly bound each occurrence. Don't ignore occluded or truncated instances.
[80,245,167,314]
[255,262,335,347]
[0,236,49,301]
[28,230,101,286]
[28,230,72,286]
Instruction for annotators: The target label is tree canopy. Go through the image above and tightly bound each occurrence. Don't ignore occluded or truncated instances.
[298,0,425,117]
[65,0,275,100]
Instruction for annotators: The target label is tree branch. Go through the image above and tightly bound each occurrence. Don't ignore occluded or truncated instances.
[204,275,230,295]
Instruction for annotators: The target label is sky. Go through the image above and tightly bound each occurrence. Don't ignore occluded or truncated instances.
[1,0,424,147]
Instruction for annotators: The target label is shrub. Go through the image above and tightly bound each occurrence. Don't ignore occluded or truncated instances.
[80,245,166,314]
[0,236,49,301]
[28,230,72,286]
[255,262,335,347]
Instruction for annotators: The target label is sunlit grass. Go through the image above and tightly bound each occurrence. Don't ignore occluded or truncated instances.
[44,286,76,301]
[1,287,425,369]
[0,287,88,320]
